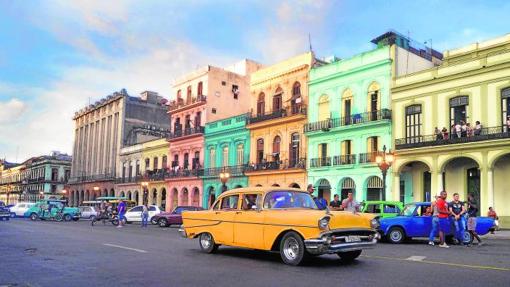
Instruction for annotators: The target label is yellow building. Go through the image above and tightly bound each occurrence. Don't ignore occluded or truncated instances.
[141,138,169,211]
[245,52,315,189]
[391,34,510,227]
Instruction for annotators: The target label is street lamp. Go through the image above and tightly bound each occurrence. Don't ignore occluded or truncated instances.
[375,145,394,201]
[219,169,230,193]
[141,181,149,205]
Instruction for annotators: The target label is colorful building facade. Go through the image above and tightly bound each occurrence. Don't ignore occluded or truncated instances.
[245,52,314,190]
[306,32,440,202]
[392,34,510,227]
[202,114,250,207]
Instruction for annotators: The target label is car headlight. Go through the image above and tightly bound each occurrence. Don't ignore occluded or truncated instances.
[371,218,380,229]
[318,216,330,230]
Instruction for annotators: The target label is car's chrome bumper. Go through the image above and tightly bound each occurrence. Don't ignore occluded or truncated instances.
[178,227,187,238]
[304,232,380,255]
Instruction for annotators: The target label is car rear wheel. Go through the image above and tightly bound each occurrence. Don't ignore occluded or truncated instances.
[387,227,405,244]
[463,231,474,245]
[337,250,362,263]
[30,213,39,221]
[279,231,308,266]
[158,218,168,228]
[150,217,158,225]
[199,232,219,254]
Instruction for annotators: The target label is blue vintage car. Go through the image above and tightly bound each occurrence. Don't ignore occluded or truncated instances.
[379,202,495,244]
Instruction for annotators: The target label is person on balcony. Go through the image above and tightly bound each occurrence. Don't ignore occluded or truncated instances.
[466,123,473,137]
[434,127,442,141]
[460,121,467,138]
[506,116,510,133]
[441,127,449,139]
[474,121,482,136]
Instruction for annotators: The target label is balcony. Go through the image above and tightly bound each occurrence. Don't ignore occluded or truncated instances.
[304,109,392,133]
[68,173,116,184]
[168,126,204,140]
[359,152,380,164]
[168,95,207,111]
[333,154,357,166]
[202,165,247,178]
[249,105,307,125]
[310,157,331,168]
[116,175,143,184]
[395,126,510,150]
[245,158,306,172]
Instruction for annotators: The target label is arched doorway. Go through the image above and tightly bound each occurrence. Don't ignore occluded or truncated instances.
[102,189,107,197]
[133,190,139,205]
[152,188,157,205]
[366,176,383,201]
[120,191,125,198]
[80,190,84,205]
[493,153,510,226]
[289,183,300,189]
[161,188,167,211]
[181,188,189,206]
[207,186,216,208]
[339,177,356,201]
[192,187,200,206]
[85,190,90,201]
[127,191,132,201]
[171,188,178,209]
[316,178,331,202]
[399,161,431,203]
[442,157,480,215]
[109,189,115,197]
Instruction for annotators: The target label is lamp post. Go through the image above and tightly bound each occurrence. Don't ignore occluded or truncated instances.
[141,181,149,205]
[219,169,230,193]
[375,145,395,201]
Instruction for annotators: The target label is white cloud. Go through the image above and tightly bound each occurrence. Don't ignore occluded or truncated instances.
[0,98,28,124]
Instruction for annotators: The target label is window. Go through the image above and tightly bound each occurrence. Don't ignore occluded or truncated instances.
[273,88,283,111]
[149,206,157,211]
[177,89,182,99]
[263,191,316,209]
[209,149,216,168]
[242,194,259,210]
[130,206,143,212]
[220,195,239,210]
[183,153,189,169]
[135,160,140,175]
[449,96,469,129]
[232,84,239,99]
[195,112,202,128]
[193,151,200,169]
[162,156,167,169]
[172,154,179,167]
[318,143,328,158]
[368,82,380,121]
[383,204,400,214]
[222,146,229,167]
[236,144,244,165]
[212,108,217,114]
[364,204,380,214]
[174,117,181,133]
[153,157,158,170]
[51,168,58,181]
[367,136,379,153]
[197,82,203,96]
[257,93,265,115]
[272,136,281,162]
[289,133,300,167]
[405,104,422,143]
[342,89,353,125]
[122,162,126,179]
[292,82,301,96]
[256,139,264,164]
[212,200,220,210]
[502,88,510,129]
[318,95,330,121]
[185,115,191,129]
[221,81,226,86]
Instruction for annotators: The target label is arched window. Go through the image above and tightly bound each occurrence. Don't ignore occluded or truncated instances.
[186,86,192,103]
[135,160,140,176]
[273,88,283,112]
[256,139,264,164]
[222,146,229,167]
[257,93,265,115]
[318,95,330,121]
[368,82,380,121]
[291,82,302,114]
[236,144,244,165]
[209,148,216,168]
[272,136,281,162]
[197,81,203,96]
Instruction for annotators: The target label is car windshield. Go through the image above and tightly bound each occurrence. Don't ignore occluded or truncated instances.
[263,191,317,209]
[402,204,417,216]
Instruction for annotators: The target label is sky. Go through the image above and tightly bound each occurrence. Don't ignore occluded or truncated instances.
[0,0,509,162]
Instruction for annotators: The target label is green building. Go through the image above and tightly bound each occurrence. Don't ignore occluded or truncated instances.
[305,31,441,203]
[202,114,250,208]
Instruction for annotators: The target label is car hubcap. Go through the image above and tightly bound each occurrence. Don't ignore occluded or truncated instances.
[391,231,402,241]
[283,238,299,260]
[160,220,166,227]
[201,234,212,249]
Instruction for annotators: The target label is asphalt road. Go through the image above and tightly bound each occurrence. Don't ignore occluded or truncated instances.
[0,219,509,287]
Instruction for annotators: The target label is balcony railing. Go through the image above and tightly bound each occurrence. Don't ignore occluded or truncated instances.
[395,126,510,150]
[304,109,392,132]
[310,157,331,168]
[359,152,380,164]
[68,173,116,184]
[333,154,357,165]
[245,158,306,172]
[249,105,307,124]
[202,165,248,177]
[168,126,204,140]
[115,175,143,184]
[169,95,207,111]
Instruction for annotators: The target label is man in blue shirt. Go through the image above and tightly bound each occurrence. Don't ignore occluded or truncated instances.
[307,184,327,210]
[117,200,127,228]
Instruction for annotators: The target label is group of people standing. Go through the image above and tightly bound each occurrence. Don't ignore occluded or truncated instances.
[434,120,483,140]
[307,184,360,212]
[427,191,483,248]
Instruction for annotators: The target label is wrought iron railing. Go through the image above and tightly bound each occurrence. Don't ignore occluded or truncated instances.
[68,173,116,183]
[395,125,510,149]
[333,154,357,165]
[310,157,331,168]
[201,165,248,177]
[249,105,307,124]
[304,109,392,132]
[245,157,306,172]
[168,126,204,140]
[359,152,380,164]
[169,95,207,111]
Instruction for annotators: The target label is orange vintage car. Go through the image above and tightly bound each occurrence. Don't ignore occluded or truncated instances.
[179,187,380,265]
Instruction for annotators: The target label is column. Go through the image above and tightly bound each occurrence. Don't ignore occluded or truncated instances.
[480,167,489,215]
[392,172,400,201]
[156,189,162,207]
[487,168,494,208]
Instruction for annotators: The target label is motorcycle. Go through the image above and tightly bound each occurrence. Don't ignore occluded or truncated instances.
[91,210,125,226]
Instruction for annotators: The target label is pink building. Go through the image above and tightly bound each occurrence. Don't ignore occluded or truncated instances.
[166,60,263,210]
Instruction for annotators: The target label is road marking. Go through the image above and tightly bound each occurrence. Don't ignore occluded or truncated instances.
[361,255,510,272]
[406,255,426,261]
[103,243,147,253]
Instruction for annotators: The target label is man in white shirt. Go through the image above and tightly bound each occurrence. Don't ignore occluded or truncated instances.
[341,192,360,212]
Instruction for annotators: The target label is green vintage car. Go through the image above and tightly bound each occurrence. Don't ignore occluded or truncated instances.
[24,200,81,221]
[361,201,404,218]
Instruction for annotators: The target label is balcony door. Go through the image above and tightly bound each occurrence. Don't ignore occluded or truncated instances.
[318,143,327,166]
[344,99,352,125]
[256,139,264,164]
[449,96,468,131]
[405,104,422,144]
[273,88,283,112]
[289,133,300,167]
[257,93,265,116]
[502,88,510,131]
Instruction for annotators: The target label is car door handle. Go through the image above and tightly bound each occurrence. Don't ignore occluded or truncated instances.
[215,211,221,214]
[235,211,242,214]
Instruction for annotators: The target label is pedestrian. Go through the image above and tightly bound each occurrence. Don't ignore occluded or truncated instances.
[436,191,450,248]
[307,184,327,210]
[329,194,342,211]
[474,121,482,136]
[117,199,127,228]
[341,192,360,213]
[488,207,499,233]
[141,204,149,228]
[428,195,439,246]
[467,193,483,246]
[448,193,466,245]
[434,127,442,141]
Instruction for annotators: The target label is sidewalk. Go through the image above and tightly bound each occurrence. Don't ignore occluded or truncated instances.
[481,230,510,240]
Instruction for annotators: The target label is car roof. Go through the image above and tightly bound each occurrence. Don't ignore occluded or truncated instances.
[219,187,306,197]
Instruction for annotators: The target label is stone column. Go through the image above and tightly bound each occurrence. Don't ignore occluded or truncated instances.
[487,168,494,209]
[392,172,400,201]
[156,189,162,208]
[480,167,489,215]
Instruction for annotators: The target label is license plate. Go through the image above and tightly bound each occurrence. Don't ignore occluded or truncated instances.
[346,235,361,243]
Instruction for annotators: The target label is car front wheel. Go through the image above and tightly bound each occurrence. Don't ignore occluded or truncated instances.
[279,231,308,266]
[463,231,474,245]
[158,218,168,227]
[10,213,16,218]
[337,250,362,263]
[387,227,405,244]
[150,217,158,225]
[30,213,39,221]
[199,232,219,253]
[64,214,72,222]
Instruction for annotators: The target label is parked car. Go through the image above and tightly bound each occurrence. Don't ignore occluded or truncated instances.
[24,200,81,221]
[9,202,35,218]
[78,206,100,220]
[123,205,162,224]
[361,201,404,218]
[0,203,10,221]
[180,187,380,266]
[379,202,495,244]
[153,206,204,227]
